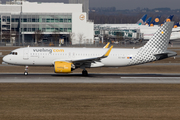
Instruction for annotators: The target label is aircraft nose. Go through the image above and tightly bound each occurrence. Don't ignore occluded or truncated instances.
[3,56,8,63]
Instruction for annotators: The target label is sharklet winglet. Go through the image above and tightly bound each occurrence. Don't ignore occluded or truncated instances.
[103,42,110,48]
[104,45,113,57]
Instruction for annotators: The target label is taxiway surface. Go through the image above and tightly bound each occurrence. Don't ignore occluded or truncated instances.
[0,73,180,84]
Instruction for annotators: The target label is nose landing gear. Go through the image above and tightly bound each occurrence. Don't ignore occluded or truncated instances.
[82,70,88,76]
[24,66,28,76]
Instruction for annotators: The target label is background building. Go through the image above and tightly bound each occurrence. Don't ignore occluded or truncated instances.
[0,0,93,46]
[69,0,89,19]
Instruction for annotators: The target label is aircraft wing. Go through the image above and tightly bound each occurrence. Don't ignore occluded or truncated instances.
[70,57,101,63]
[53,46,113,65]
[71,45,113,63]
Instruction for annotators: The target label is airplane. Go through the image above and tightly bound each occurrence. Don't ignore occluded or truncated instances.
[96,23,180,41]
[94,14,148,29]
[137,14,147,25]
[144,17,152,26]
[140,15,180,40]
[174,22,180,28]
[95,15,161,29]
[149,15,161,27]
[3,22,177,76]
[95,15,180,41]
[161,15,174,26]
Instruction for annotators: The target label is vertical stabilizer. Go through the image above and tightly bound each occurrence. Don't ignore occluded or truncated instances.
[144,17,152,25]
[174,22,180,28]
[149,15,161,26]
[161,15,174,26]
[137,14,147,25]
[129,22,174,65]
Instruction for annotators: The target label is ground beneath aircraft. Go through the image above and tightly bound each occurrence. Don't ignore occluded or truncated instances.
[0,84,180,120]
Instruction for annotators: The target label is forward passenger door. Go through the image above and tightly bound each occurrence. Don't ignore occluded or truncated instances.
[23,49,29,60]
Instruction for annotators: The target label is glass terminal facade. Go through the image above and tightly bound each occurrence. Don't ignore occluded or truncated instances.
[20,13,72,32]
[0,13,72,45]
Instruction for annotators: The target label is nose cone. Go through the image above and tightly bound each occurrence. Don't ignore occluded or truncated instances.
[3,56,8,63]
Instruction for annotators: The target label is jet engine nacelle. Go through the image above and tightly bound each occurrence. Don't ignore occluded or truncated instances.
[54,61,75,73]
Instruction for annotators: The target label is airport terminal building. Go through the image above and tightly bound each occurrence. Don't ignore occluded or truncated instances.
[0,0,93,45]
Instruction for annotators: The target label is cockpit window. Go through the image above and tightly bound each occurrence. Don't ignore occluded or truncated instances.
[9,52,18,55]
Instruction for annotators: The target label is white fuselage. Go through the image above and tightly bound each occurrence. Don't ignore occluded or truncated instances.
[3,47,139,67]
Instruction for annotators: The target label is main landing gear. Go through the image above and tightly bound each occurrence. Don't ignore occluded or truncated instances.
[24,66,28,76]
[82,70,88,76]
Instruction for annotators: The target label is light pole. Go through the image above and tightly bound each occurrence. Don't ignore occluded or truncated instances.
[18,0,22,46]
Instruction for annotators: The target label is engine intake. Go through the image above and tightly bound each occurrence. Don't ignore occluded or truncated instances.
[54,61,74,73]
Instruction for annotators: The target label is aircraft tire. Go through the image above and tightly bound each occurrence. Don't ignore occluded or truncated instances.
[24,72,28,76]
[82,70,88,76]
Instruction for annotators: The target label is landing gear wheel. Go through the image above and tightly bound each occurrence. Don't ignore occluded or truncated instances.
[24,72,28,76]
[24,66,29,76]
[82,70,88,76]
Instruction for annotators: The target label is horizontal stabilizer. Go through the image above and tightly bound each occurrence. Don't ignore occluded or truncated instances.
[154,50,177,60]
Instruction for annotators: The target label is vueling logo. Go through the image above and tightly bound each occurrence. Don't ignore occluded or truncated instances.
[33,48,64,54]
[53,49,64,52]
